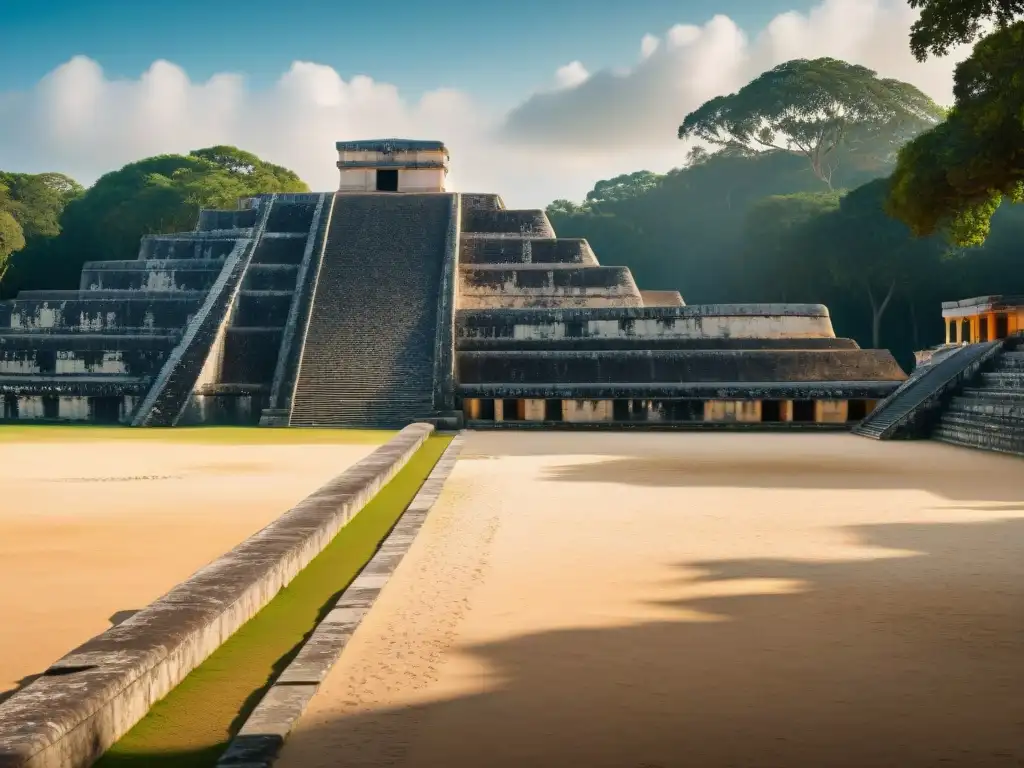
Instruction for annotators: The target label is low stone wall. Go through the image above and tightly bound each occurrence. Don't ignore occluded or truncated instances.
[79,261,224,293]
[0,298,202,333]
[458,266,643,309]
[0,423,435,768]
[459,237,598,266]
[138,237,240,262]
[457,304,837,341]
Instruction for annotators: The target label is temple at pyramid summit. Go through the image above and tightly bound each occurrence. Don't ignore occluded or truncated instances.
[0,138,914,429]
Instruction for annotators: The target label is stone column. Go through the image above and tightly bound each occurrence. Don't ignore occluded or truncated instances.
[522,399,546,421]
[814,400,848,423]
[945,319,951,344]
[988,312,999,340]
[780,400,794,422]
[494,399,505,422]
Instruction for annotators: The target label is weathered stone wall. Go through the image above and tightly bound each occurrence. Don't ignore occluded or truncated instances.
[220,328,283,385]
[250,236,307,265]
[457,305,838,342]
[138,236,239,261]
[1,298,201,332]
[196,207,258,232]
[459,336,860,352]
[242,264,300,292]
[80,261,223,292]
[458,266,643,309]
[233,291,292,327]
[640,290,685,307]
[459,237,598,266]
[461,209,555,237]
[457,349,908,386]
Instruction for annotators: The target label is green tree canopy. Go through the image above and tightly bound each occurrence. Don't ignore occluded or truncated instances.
[908,0,1024,59]
[585,171,665,206]
[1,146,310,295]
[886,21,1024,245]
[678,58,943,189]
[0,209,26,280]
[0,171,83,240]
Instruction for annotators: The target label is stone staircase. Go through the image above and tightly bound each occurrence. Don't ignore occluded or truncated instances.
[852,340,1004,439]
[289,194,453,427]
[931,337,1024,456]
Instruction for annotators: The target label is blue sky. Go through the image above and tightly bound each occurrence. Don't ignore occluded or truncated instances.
[0,0,956,205]
[0,0,814,99]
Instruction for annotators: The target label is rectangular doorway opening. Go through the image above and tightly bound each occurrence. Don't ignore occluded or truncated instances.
[613,399,631,422]
[996,314,1009,339]
[761,400,782,422]
[91,396,122,424]
[502,399,521,421]
[792,400,815,423]
[544,399,564,422]
[979,316,989,342]
[847,400,870,421]
[478,399,495,421]
[42,396,59,420]
[3,395,18,420]
[375,169,399,192]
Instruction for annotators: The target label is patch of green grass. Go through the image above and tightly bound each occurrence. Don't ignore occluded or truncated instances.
[94,434,452,768]
[0,424,394,445]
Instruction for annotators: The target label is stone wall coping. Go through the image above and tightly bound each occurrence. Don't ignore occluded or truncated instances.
[457,304,831,322]
[335,139,447,154]
[458,381,903,398]
[0,423,434,768]
[941,295,1024,314]
[216,433,465,767]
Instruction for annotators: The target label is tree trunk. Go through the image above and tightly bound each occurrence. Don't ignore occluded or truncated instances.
[867,279,897,348]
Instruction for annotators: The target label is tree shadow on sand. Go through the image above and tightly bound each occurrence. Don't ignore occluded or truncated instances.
[109,516,1024,768]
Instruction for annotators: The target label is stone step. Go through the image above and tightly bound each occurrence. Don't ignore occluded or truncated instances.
[462,208,554,237]
[979,371,1024,389]
[994,352,1024,370]
[243,264,300,291]
[932,419,1024,457]
[138,235,242,261]
[459,237,598,266]
[948,395,1024,420]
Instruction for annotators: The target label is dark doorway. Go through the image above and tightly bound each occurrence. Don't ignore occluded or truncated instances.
[92,396,122,424]
[847,400,870,421]
[793,400,816,422]
[3,395,18,420]
[375,169,399,192]
[478,399,495,421]
[761,400,782,422]
[979,316,989,342]
[502,399,521,421]
[544,399,564,421]
[996,314,1009,339]
[613,400,631,422]
[42,396,59,420]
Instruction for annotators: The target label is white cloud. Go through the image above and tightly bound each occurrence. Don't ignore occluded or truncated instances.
[0,0,971,208]
[640,34,661,59]
[554,61,590,89]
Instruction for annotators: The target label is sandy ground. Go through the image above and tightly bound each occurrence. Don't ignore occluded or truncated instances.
[279,431,1024,768]
[0,438,381,700]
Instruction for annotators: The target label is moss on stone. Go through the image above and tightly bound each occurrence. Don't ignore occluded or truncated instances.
[91,434,451,767]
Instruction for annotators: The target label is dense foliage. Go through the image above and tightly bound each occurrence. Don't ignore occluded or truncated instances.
[0,146,308,297]
[678,58,943,189]
[887,21,1024,244]
[907,0,1024,59]
[548,148,1024,369]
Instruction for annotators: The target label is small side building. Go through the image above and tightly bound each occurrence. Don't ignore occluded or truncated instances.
[942,295,1024,344]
